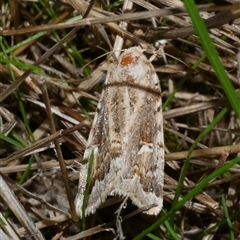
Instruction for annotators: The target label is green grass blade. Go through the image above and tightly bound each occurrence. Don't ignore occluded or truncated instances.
[170,104,230,224]
[82,150,94,233]
[133,156,240,239]
[222,195,235,240]
[0,133,23,148]
[182,0,240,118]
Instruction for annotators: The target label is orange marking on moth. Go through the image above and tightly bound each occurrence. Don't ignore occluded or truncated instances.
[120,54,138,66]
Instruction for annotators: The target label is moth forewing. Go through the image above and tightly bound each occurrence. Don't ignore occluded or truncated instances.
[75,46,164,218]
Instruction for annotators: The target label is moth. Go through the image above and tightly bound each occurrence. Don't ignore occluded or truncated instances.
[75,46,164,218]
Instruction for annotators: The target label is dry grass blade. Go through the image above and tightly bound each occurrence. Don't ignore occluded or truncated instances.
[0,174,44,240]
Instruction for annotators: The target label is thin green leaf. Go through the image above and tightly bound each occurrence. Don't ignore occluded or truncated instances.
[182,0,240,118]
[170,104,230,223]
[222,195,235,240]
[82,150,95,232]
[133,156,240,239]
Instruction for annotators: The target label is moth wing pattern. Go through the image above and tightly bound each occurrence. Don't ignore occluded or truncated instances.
[75,46,164,218]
